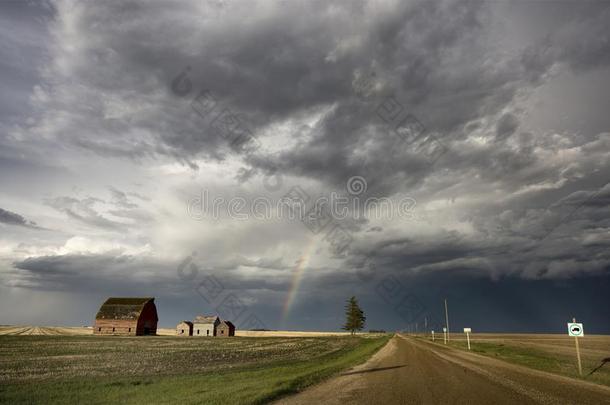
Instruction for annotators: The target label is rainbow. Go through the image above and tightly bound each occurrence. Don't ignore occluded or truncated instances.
[280,237,318,324]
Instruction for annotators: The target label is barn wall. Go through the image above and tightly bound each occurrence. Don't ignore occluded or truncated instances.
[94,319,138,335]
[136,301,158,335]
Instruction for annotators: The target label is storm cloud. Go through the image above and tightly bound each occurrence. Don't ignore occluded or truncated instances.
[0,208,40,229]
[1,0,609,332]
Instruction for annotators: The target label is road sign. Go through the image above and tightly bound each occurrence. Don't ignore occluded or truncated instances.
[463,328,471,333]
[569,319,583,376]
[567,323,584,337]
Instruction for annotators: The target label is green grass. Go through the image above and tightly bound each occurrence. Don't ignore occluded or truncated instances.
[423,338,610,388]
[0,334,390,404]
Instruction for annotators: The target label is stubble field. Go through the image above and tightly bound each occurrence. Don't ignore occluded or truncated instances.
[0,331,389,404]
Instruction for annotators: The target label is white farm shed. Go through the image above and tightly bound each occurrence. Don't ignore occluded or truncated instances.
[193,315,220,337]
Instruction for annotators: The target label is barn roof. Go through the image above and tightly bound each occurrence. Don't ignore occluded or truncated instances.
[194,315,219,323]
[178,320,193,326]
[95,297,155,320]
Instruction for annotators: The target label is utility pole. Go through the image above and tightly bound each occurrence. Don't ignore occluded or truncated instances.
[444,298,450,342]
[465,328,471,350]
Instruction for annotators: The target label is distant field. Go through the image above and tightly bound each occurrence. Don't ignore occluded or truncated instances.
[0,326,93,336]
[236,330,354,337]
[415,333,610,387]
[0,326,356,337]
[0,333,390,404]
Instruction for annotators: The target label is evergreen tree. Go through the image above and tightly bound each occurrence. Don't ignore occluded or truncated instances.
[342,296,366,335]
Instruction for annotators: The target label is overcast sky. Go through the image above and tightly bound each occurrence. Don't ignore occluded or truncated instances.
[1,0,609,333]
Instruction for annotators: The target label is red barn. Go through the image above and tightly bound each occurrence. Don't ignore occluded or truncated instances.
[94,297,158,336]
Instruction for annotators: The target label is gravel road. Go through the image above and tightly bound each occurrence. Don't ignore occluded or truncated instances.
[275,334,610,405]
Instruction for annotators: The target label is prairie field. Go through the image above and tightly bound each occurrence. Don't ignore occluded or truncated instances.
[0,325,355,337]
[0,326,93,336]
[0,332,390,404]
[417,333,610,387]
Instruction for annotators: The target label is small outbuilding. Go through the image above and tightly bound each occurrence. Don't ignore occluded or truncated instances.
[193,315,220,337]
[94,297,158,336]
[176,321,193,336]
[216,320,235,337]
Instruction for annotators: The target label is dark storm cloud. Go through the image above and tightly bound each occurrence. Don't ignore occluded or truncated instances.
[19,0,609,197]
[0,208,40,229]
[11,253,175,292]
[14,1,486,178]
[552,6,610,72]
[352,270,610,334]
[0,0,53,127]
[344,181,610,281]
[12,0,610,251]
[238,0,609,197]
[1,0,610,331]
[10,251,297,297]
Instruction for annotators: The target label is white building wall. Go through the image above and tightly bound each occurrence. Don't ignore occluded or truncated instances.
[193,322,215,336]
